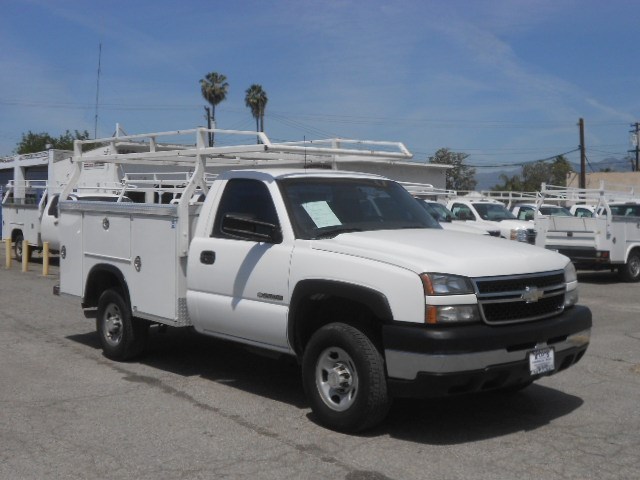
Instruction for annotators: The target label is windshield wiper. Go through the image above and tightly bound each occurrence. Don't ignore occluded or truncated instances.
[314,227,363,239]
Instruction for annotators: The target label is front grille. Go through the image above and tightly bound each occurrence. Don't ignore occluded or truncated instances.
[473,270,566,325]
[476,272,564,294]
[526,228,536,244]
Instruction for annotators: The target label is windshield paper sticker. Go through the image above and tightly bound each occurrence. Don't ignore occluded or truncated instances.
[302,201,342,228]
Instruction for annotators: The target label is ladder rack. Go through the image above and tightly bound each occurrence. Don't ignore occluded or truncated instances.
[72,128,413,166]
[400,182,457,200]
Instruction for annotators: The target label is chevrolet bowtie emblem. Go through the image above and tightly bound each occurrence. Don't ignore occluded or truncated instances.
[522,286,544,303]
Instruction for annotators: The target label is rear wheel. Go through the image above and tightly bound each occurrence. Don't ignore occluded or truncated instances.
[14,232,31,263]
[618,250,640,282]
[96,289,148,360]
[302,322,390,432]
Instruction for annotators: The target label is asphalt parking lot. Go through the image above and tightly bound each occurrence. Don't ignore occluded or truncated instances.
[1,246,639,480]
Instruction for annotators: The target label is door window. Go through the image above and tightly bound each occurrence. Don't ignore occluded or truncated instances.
[212,179,279,239]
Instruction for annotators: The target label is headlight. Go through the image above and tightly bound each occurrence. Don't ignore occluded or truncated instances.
[564,262,579,307]
[420,273,474,295]
[421,273,480,324]
[564,262,577,283]
[426,305,481,324]
[510,228,527,242]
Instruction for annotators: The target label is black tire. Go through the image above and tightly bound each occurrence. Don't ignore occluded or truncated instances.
[96,289,148,360]
[302,322,390,433]
[14,232,31,263]
[618,250,640,282]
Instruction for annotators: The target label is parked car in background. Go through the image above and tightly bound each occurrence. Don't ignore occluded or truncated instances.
[569,205,596,218]
[446,197,536,243]
[419,200,491,235]
[511,203,573,221]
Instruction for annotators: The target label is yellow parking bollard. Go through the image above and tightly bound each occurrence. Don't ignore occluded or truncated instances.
[4,238,11,269]
[22,240,29,272]
[43,242,50,276]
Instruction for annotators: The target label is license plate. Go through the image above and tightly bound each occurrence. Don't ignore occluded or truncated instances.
[528,347,555,375]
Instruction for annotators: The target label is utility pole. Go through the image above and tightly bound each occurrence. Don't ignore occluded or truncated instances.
[204,106,212,147]
[629,122,639,172]
[579,118,586,188]
[94,42,102,139]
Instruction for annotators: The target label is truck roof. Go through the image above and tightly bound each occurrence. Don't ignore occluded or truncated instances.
[220,168,387,182]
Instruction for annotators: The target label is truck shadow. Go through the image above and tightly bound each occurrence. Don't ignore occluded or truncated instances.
[68,326,308,409]
[577,270,621,285]
[67,327,584,443]
[375,386,583,443]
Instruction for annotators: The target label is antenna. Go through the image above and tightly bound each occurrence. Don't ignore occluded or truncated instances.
[304,135,307,169]
[94,42,102,139]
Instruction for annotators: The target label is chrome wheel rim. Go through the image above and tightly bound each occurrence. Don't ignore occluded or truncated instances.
[315,347,359,412]
[103,303,123,347]
[629,256,640,278]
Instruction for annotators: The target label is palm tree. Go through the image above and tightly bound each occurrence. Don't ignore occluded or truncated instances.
[244,84,268,143]
[200,72,229,146]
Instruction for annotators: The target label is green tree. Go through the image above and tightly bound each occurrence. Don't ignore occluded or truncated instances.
[429,148,477,191]
[244,84,268,142]
[200,71,229,145]
[549,155,572,185]
[492,173,524,191]
[521,155,572,190]
[492,155,573,192]
[15,130,90,154]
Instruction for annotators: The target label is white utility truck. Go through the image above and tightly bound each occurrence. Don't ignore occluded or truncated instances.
[1,149,122,261]
[535,184,640,282]
[55,128,592,432]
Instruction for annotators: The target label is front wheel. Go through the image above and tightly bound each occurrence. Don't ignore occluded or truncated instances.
[618,250,640,282]
[96,289,148,360]
[302,323,390,432]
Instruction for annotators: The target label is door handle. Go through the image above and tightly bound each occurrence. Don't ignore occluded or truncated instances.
[200,250,215,265]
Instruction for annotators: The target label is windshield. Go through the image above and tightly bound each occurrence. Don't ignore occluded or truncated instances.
[419,201,453,222]
[610,204,640,216]
[539,206,572,216]
[279,177,441,239]
[472,202,516,221]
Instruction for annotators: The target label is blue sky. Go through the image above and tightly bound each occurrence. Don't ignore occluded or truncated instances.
[1,0,639,177]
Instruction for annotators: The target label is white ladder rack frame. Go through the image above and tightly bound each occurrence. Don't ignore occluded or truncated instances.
[62,127,413,256]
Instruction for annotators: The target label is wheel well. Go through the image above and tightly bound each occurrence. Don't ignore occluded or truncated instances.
[288,280,392,358]
[11,229,23,242]
[83,265,130,309]
[627,246,640,259]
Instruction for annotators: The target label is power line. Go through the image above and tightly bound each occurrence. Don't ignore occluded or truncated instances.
[465,148,580,168]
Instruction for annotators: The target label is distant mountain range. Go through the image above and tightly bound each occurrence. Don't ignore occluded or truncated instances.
[474,157,635,190]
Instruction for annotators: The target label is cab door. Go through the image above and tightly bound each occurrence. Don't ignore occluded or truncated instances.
[40,194,61,250]
[187,178,293,351]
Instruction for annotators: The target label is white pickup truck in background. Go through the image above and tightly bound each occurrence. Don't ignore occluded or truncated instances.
[1,150,123,261]
[446,196,535,242]
[55,128,592,432]
[536,184,640,282]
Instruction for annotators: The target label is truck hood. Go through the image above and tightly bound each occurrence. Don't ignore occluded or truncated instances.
[310,229,567,277]
[473,219,532,230]
[496,219,532,229]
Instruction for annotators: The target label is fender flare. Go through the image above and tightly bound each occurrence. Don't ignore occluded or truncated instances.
[288,279,393,356]
[83,263,131,309]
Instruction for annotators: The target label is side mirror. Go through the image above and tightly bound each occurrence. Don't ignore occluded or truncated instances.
[221,214,282,244]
